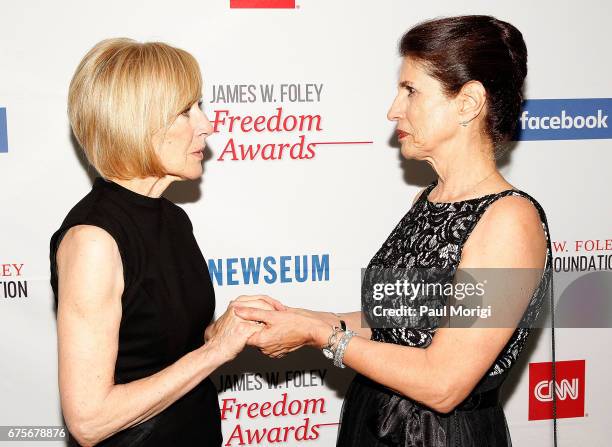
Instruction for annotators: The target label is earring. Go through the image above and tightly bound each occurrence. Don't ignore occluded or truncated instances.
[460,121,469,127]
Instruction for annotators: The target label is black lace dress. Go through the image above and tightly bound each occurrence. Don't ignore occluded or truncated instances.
[336,180,553,447]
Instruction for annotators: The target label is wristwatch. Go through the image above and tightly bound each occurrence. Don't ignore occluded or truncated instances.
[321,318,347,359]
[322,326,341,359]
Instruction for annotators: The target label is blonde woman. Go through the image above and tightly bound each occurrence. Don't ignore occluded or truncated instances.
[50,39,280,446]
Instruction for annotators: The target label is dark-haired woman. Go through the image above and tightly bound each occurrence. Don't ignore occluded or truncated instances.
[232,15,553,446]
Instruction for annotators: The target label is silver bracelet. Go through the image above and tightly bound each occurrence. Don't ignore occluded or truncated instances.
[321,326,343,360]
[333,330,356,368]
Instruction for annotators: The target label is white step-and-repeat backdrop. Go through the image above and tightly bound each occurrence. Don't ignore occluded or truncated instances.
[1,0,610,445]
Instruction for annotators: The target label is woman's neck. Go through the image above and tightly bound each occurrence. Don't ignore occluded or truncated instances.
[424,141,505,202]
[108,176,176,198]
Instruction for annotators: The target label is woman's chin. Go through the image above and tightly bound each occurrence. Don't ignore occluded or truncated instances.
[399,140,427,161]
[399,143,416,160]
[183,165,204,181]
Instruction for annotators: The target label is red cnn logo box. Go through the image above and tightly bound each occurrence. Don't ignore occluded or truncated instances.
[230,0,295,8]
[529,360,585,420]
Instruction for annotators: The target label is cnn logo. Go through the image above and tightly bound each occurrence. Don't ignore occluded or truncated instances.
[535,379,579,401]
[529,360,585,420]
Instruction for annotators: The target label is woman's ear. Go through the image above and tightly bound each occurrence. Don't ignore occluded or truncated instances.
[456,80,487,125]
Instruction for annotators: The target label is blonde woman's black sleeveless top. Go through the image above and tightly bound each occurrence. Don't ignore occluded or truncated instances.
[50,177,221,446]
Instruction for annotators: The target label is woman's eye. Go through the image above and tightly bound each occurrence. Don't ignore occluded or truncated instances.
[405,86,415,95]
[182,100,203,117]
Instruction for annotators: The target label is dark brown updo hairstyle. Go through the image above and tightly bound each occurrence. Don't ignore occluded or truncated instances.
[400,15,527,152]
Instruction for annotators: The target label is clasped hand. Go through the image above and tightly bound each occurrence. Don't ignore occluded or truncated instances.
[205,296,329,360]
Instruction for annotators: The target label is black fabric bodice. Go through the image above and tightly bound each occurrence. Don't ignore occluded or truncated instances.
[49,177,222,446]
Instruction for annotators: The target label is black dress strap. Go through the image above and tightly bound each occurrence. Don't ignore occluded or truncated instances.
[415,181,437,204]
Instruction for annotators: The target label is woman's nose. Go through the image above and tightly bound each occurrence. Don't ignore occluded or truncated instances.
[198,111,214,136]
[387,95,402,121]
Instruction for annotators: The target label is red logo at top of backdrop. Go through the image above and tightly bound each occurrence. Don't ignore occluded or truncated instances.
[230,0,295,8]
[529,360,585,420]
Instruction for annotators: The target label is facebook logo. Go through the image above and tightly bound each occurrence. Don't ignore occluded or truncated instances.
[0,108,7,153]
[515,98,612,141]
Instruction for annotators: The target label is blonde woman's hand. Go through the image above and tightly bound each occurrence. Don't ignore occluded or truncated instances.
[204,295,286,346]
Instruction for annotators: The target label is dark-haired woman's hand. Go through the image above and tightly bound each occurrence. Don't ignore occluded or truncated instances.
[233,306,331,358]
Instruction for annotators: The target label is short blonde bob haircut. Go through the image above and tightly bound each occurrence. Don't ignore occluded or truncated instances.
[68,38,202,179]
